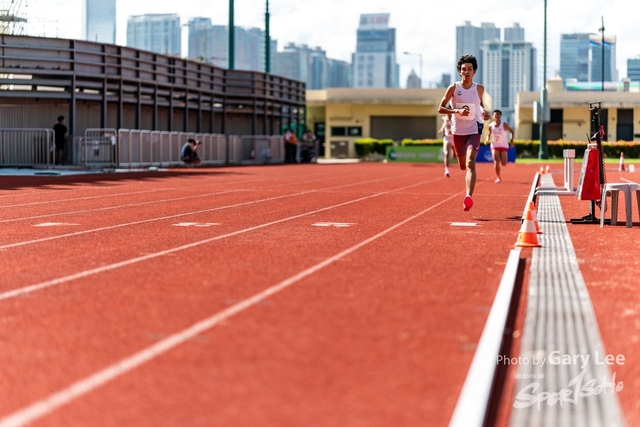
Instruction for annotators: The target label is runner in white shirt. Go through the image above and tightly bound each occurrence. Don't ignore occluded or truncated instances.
[484,110,515,184]
[438,54,490,211]
[438,114,456,177]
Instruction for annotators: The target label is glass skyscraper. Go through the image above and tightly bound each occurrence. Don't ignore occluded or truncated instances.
[352,13,399,88]
[83,0,116,43]
[455,21,500,84]
[559,34,591,82]
[482,40,536,125]
[126,14,181,56]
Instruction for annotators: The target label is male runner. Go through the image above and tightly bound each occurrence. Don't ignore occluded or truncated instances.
[438,54,490,211]
[485,110,515,183]
[438,114,455,177]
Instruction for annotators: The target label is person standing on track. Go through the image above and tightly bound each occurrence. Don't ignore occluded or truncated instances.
[438,54,490,211]
[484,110,515,184]
[53,115,67,166]
[438,114,455,177]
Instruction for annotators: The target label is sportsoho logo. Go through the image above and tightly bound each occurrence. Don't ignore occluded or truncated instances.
[496,351,625,410]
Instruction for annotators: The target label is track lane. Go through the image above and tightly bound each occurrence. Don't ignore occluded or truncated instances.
[0,163,530,427]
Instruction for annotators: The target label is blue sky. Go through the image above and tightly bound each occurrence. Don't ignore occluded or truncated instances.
[26,0,638,88]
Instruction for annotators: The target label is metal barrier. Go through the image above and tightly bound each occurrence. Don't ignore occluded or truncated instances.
[0,127,282,169]
[80,128,118,168]
[228,135,284,165]
[117,129,227,168]
[0,128,54,168]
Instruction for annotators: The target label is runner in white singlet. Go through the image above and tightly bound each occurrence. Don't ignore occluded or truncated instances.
[484,110,515,183]
[438,114,455,177]
[437,54,490,211]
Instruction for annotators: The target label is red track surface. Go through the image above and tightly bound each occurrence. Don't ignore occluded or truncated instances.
[554,169,640,426]
[0,162,631,426]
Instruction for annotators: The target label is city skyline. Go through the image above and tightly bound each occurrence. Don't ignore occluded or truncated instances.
[25,0,639,88]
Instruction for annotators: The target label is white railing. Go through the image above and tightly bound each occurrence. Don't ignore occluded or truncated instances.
[0,128,54,168]
[117,130,227,168]
[228,135,284,165]
[0,128,285,169]
[81,128,118,167]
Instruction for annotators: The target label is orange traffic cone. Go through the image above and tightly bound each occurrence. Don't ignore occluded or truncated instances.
[619,152,626,172]
[540,166,545,175]
[545,165,550,174]
[515,208,542,247]
[527,200,543,234]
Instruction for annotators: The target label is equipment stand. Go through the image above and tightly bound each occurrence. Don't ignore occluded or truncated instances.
[570,101,608,225]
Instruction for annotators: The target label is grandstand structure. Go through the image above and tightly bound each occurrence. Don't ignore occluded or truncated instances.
[0,35,306,138]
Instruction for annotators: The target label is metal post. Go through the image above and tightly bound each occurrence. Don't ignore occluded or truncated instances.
[265,0,270,73]
[538,0,549,159]
[228,0,235,70]
[599,16,605,92]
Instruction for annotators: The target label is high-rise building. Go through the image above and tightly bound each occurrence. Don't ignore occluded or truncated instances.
[559,33,591,82]
[439,73,452,88]
[406,69,420,88]
[482,40,536,125]
[352,13,399,88]
[589,34,618,83]
[560,33,618,85]
[200,25,276,72]
[273,43,351,89]
[455,21,500,84]
[187,17,213,61]
[504,23,525,42]
[126,14,181,55]
[627,57,640,82]
[83,0,116,43]
[327,59,352,88]
[272,44,310,85]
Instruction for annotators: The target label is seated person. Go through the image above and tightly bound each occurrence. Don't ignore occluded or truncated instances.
[181,138,202,166]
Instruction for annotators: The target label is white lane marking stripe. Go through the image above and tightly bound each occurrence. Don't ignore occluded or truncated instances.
[33,223,78,227]
[0,188,171,209]
[0,170,390,223]
[173,223,220,227]
[450,222,477,227]
[312,222,355,227]
[0,178,438,301]
[0,192,459,427]
[0,172,420,250]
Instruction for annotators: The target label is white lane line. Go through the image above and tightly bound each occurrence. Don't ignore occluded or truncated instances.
[33,223,79,227]
[450,222,477,227]
[0,188,172,209]
[0,192,459,427]
[0,172,422,250]
[172,223,220,227]
[0,190,242,224]
[312,222,355,227]
[0,178,439,300]
[0,171,387,224]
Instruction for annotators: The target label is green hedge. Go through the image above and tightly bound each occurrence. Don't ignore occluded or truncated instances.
[354,138,640,158]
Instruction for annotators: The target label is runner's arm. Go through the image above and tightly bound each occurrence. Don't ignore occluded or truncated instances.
[438,85,465,116]
[476,85,491,121]
[505,123,516,146]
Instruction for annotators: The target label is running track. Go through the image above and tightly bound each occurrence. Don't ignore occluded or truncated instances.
[0,162,623,426]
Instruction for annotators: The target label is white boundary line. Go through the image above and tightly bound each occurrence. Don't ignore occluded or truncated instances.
[0,188,172,209]
[0,178,444,300]
[0,194,459,427]
[448,248,521,427]
[0,172,420,250]
[0,169,363,212]
[0,170,365,221]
